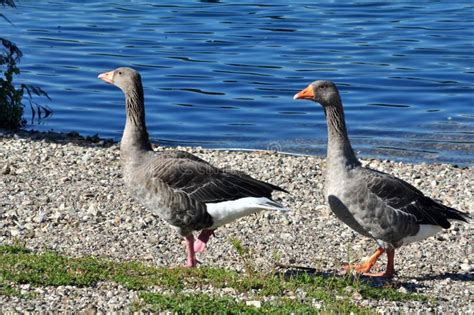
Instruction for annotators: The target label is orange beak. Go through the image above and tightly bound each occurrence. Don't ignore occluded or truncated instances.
[293,85,315,100]
[98,70,114,84]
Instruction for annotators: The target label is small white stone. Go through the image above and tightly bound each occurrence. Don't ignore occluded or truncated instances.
[280,232,292,240]
[51,212,63,222]
[313,301,322,310]
[87,203,101,216]
[20,284,30,290]
[33,214,46,223]
[24,223,35,230]
[10,229,20,237]
[398,286,408,294]
[246,300,261,308]
[460,263,472,272]
[222,287,237,295]
[352,292,363,300]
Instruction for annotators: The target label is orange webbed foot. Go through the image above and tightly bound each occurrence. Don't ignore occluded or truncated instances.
[361,270,395,278]
[344,261,376,273]
[343,247,385,274]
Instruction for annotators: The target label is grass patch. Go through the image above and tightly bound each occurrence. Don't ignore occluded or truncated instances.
[0,244,427,312]
[137,292,322,314]
[0,249,110,287]
[0,283,22,297]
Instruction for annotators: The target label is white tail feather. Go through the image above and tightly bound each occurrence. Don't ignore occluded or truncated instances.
[206,197,289,228]
[401,224,442,245]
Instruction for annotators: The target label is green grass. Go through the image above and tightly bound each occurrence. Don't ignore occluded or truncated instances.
[0,283,22,297]
[0,244,427,313]
[136,292,325,314]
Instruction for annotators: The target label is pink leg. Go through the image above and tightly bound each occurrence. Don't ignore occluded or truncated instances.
[185,235,197,268]
[194,229,215,253]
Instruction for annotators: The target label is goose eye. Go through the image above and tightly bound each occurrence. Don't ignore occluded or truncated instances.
[118,71,122,75]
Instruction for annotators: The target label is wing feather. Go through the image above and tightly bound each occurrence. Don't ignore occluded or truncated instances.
[362,167,467,228]
[146,153,286,203]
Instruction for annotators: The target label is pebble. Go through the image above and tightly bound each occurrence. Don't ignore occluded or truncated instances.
[460,263,472,273]
[398,286,408,294]
[0,130,472,313]
[246,300,262,308]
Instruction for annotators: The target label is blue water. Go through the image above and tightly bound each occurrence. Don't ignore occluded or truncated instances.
[2,1,473,165]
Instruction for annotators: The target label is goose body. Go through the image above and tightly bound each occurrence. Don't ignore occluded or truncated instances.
[294,80,470,277]
[98,67,288,267]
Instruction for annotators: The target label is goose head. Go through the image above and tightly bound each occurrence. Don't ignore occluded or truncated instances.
[293,80,341,108]
[98,67,142,94]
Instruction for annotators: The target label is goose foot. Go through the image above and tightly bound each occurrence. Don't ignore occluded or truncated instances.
[344,247,385,273]
[344,262,375,274]
[345,248,395,279]
[185,260,200,268]
[194,229,216,253]
[361,270,394,278]
[185,235,198,268]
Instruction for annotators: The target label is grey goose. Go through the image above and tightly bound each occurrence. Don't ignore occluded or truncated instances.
[98,67,289,267]
[294,80,470,278]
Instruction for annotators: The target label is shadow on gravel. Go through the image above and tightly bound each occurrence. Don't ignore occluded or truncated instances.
[272,263,473,295]
[412,272,474,282]
[378,272,474,294]
[274,266,335,279]
[273,264,394,288]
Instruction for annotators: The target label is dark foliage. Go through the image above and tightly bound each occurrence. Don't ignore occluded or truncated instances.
[1,0,50,129]
[1,0,15,22]
[1,0,16,7]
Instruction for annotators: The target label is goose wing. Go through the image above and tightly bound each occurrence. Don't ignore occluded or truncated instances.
[147,155,287,204]
[362,167,468,228]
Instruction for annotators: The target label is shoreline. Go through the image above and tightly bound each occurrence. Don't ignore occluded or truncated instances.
[1,128,471,168]
[1,128,473,312]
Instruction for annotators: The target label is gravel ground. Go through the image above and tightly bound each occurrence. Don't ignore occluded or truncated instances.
[0,130,473,313]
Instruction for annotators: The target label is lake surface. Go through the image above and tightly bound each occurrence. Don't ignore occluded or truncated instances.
[2,1,473,165]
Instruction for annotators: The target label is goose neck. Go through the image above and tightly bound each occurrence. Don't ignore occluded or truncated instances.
[324,103,359,169]
[121,85,152,155]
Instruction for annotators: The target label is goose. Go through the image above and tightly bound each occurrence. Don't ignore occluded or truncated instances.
[294,80,470,278]
[98,67,289,267]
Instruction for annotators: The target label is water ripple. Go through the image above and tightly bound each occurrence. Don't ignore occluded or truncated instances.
[1,1,472,165]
